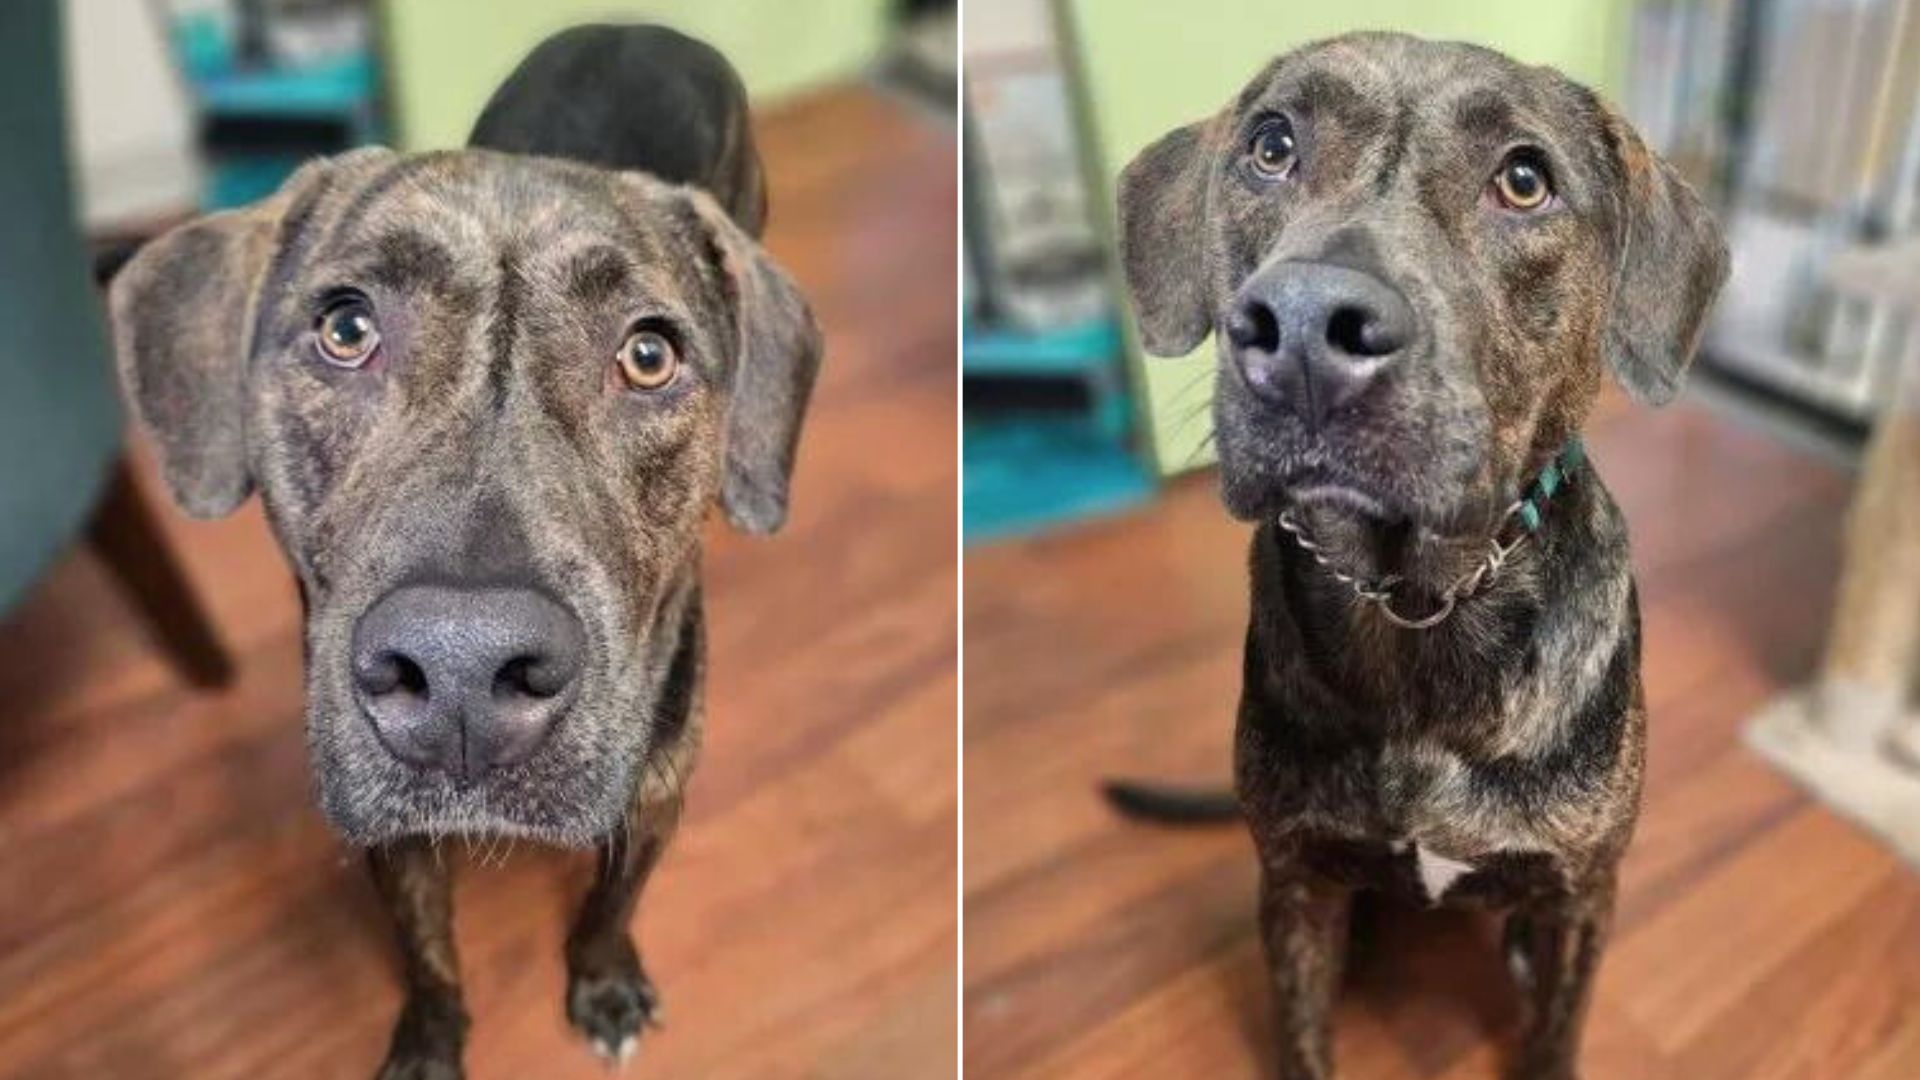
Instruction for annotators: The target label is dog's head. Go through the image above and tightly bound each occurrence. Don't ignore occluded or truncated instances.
[1119,33,1726,528]
[110,148,820,844]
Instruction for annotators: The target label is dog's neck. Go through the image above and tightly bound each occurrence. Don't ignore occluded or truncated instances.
[1259,438,1589,664]
[1247,439,1625,733]
[1270,438,1589,630]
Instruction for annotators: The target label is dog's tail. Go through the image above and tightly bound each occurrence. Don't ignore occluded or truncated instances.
[1100,779,1240,825]
[467,24,768,236]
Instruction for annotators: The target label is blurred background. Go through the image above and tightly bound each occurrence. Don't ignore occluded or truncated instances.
[0,1,956,1076]
[964,1,1920,1077]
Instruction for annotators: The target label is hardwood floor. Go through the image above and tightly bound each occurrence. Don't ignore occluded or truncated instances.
[0,86,956,1079]
[962,389,1920,1078]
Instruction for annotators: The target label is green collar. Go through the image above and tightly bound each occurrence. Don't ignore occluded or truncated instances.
[1514,436,1586,533]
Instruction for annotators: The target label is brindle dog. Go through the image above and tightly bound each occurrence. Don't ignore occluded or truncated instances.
[107,27,819,1078]
[1115,34,1726,1079]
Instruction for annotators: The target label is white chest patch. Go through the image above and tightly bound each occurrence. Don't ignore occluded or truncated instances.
[1413,845,1476,902]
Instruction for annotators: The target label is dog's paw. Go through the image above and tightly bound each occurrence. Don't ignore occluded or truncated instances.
[566,941,661,1067]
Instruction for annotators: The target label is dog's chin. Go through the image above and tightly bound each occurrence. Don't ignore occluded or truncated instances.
[1277,479,1400,520]
[1220,456,1411,527]
[311,706,639,849]
[1215,418,1479,530]
[317,768,632,849]
[320,781,628,849]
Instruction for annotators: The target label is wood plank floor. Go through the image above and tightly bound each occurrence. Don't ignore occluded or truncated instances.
[962,389,1920,1078]
[0,86,956,1080]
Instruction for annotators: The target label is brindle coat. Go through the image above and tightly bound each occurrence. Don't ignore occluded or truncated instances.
[107,27,818,1078]
[1117,34,1726,1079]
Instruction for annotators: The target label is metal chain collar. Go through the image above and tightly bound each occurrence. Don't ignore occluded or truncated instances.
[1274,438,1585,631]
[1275,502,1529,629]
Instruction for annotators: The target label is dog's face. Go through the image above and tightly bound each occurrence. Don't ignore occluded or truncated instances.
[1119,33,1727,528]
[111,149,820,845]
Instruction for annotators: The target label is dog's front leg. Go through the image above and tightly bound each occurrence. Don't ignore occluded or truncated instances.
[1258,860,1352,1079]
[565,595,703,1063]
[369,838,466,1080]
[1504,874,1616,1080]
[565,787,684,1064]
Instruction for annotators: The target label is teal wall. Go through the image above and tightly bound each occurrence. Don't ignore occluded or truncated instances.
[380,0,892,151]
[1059,0,1631,473]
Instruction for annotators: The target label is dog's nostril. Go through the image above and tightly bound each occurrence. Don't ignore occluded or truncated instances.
[1327,305,1387,357]
[1229,302,1281,352]
[359,651,428,699]
[392,654,428,697]
[492,654,565,700]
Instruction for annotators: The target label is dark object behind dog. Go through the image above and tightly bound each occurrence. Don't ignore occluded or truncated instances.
[468,24,767,237]
[1101,778,1238,823]
[107,24,820,1078]
[1115,33,1725,1079]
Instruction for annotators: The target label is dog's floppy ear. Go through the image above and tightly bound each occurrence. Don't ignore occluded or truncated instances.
[109,156,346,518]
[1599,108,1729,405]
[684,191,823,534]
[1118,118,1217,356]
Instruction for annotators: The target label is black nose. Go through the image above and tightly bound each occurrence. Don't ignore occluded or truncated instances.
[351,585,585,781]
[1226,261,1417,428]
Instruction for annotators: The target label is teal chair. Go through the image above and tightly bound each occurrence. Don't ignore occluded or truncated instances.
[0,1,230,685]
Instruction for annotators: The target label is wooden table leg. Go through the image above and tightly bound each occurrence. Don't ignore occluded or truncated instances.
[87,455,235,688]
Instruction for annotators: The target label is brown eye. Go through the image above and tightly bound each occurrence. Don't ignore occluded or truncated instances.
[1493,151,1553,211]
[617,328,679,391]
[1248,116,1298,178]
[315,298,379,367]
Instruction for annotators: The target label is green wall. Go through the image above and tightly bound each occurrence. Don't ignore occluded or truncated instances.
[381,0,892,151]
[1059,0,1630,473]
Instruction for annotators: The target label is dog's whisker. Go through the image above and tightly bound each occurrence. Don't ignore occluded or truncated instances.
[1181,426,1219,468]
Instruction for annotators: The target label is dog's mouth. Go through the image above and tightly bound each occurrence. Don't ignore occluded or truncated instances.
[312,708,639,847]
[1218,442,1420,527]
[1276,467,1404,523]
[1214,366,1486,530]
